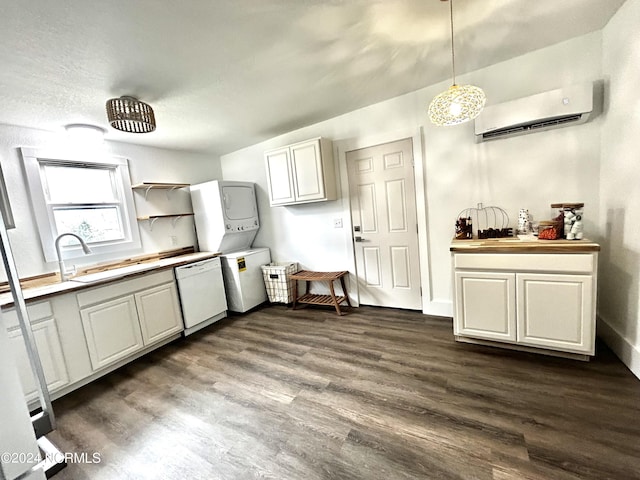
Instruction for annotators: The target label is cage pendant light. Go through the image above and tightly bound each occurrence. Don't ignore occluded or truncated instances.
[106,96,156,133]
[428,0,486,126]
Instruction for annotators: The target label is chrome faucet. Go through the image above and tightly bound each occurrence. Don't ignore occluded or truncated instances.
[54,233,92,282]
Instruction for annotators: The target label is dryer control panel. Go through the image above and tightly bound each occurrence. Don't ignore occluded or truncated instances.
[225,219,259,232]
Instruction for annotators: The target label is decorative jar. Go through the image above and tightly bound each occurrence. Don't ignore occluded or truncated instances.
[538,220,562,240]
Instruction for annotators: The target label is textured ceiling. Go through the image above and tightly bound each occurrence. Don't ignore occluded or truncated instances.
[0,0,626,156]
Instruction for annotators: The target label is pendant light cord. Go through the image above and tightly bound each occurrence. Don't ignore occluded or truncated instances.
[449,0,456,85]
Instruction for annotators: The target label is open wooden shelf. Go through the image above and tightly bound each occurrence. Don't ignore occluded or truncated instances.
[132,182,190,190]
[132,182,190,200]
[137,213,194,230]
[296,293,348,306]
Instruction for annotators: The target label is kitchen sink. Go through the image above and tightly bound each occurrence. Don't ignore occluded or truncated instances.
[70,263,153,283]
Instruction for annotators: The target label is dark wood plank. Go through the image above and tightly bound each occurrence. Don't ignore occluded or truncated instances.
[48,305,640,479]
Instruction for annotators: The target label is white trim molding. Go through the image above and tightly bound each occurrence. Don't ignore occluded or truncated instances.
[334,126,447,317]
[597,314,640,380]
[20,147,141,264]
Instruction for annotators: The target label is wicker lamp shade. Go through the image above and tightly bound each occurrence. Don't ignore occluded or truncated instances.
[428,0,485,126]
[106,96,156,133]
[428,84,486,126]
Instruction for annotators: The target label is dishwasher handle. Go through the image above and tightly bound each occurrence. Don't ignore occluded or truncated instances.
[176,258,220,278]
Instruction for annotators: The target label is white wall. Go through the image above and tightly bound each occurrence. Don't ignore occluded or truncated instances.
[0,123,221,279]
[220,31,603,316]
[599,0,640,378]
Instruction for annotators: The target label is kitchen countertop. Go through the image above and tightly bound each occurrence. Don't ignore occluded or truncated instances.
[0,251,219,309]
[450,235,600,253]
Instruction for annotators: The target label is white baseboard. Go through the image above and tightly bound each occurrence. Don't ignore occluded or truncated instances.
[423,299,453,318]
[597,315,640,380]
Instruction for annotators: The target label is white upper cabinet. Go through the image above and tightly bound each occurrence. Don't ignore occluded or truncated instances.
[265,137,337,206]
[265,147,295,204]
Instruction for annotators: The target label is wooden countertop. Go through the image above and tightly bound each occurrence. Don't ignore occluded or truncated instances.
[0,251,219,309]
[450,236,600,253]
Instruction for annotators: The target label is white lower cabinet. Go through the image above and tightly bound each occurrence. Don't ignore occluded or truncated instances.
[452,251,598,356]
[80,295,144,371]
[516,273,593,352]
[2,268,185,403]
[454,271,516,342]
[77,270,183,371]
[135,283,183,345]
[4,301,69,401]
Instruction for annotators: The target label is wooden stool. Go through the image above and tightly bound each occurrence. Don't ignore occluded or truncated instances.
[289,270,352,315]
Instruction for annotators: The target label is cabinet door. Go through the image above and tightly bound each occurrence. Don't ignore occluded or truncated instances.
[517,273,594,354]
[454,271,516,342]
[265,146,295,205]
[80,295,144,371]
[7,318,69,402]
[290,139,326,202]
[135,283,183,345]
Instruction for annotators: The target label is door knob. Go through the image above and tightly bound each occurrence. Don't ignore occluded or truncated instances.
[354,236,365,242]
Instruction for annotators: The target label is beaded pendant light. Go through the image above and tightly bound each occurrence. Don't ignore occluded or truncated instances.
[106,96,156,133]
[428,0,486,126]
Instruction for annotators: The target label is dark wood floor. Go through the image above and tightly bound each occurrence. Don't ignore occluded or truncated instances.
[49,304,640,480]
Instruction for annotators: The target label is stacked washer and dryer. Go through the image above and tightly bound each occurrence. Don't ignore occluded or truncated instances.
[189,180,271,313]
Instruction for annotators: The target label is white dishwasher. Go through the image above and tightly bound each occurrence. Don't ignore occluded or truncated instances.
[175,256,227,336]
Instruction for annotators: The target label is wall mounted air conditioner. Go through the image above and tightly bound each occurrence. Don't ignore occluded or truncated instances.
[474,83,594,142]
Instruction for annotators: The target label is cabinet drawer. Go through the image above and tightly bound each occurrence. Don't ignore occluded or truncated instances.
[454,253,594,273]
[77,269,174,307]
[1,301,53,330]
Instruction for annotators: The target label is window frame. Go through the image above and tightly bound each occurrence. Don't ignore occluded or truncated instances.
[21,147,141,263]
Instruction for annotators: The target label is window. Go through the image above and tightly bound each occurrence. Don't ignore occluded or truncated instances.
[21,148,141,263]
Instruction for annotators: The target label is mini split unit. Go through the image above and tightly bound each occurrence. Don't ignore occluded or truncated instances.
[474,82,595,142]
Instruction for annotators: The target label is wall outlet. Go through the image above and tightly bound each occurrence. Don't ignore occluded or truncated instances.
[170,235,178,246]
[334,218,343,228]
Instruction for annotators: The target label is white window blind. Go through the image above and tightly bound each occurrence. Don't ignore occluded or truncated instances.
[21,148,141,263]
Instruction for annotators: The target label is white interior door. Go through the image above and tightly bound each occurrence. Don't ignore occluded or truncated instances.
[346,138,421,310]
